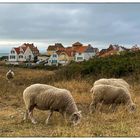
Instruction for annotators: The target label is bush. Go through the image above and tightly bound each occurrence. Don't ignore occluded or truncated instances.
[54,51,140,80]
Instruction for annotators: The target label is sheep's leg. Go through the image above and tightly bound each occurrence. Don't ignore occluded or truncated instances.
[61,112,67,123]
[29,111,37,124]
[111,103,117,112]
[97,101,104,112]
[28,106,37,124]
[45,111,53,124]
[89,101,97,114]
[23,110,28,121]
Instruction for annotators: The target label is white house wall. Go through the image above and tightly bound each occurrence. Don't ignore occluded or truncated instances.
[24,47,34,61]
[84,52,96,60]
[17,48,25,61]
[9,54,18,62]
[9,48,18,62]
[75,53,84,62]
[75,52,95,62]
[18,54,26,61]
[48,53,58,66]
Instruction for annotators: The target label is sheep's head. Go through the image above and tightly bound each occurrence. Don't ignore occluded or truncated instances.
[129,103,136,113]
[70,111,82,126]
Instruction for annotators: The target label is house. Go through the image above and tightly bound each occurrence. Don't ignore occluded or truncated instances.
[73,43,99,62]
[98,44,128,57]
[46,42,99,65]
[47,49,73,66]
[57,49,74,65]
[46,43,74,66]
[8,43,39,63]
[64,42,98,62]
[130,45,140,52]
[46,43,65,56]
[47,52,59,66]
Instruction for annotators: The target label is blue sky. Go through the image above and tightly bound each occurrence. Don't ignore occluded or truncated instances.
[0,3,140,53]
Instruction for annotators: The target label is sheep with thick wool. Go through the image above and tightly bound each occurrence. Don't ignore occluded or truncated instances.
[23,84,82,125]
[90,84,136,113]
[90,78,130,93]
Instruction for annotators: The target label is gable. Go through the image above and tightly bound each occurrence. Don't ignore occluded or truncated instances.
[24,47,33,55]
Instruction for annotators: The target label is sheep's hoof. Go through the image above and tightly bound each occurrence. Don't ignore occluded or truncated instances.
[32,120,37,124]
[45,121,49,125]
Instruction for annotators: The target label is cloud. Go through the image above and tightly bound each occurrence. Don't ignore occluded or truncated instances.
[0,3,140,52]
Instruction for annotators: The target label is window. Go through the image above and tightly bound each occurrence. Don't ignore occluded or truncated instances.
[19,55,23,59]
[53,54,57,58]
[10,56,15,59]
[29,55,31,60]
[77,57,83,60]
[11,50,15,54]
[52,60,57,63]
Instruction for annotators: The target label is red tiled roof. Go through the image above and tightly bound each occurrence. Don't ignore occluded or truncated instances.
[47,45,56,51]
[13,43,39,56]
[56,50,64,55]
[56,48,75,57]
[21,43,39,55]
[98,44,129,57]
[47,43,65,51]
[66,51,75,57]
[72,42,83,46]
[74,46,88,53]
[21,46,28,52]
[14,48,20,54]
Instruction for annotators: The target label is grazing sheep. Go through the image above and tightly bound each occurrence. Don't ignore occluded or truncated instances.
[90,84,136,113]
[6,70,14,82]
[90,78,130,93]
[23,84,82,125]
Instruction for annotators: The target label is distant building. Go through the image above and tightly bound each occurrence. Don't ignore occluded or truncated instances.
[48,49,74,66]
[46,42,99,65]
[130,45,140,52]
[57,49,74,65]
[48,52,59,66]
[74,44,99,62]
[98,44,128,57]
[46,43,65,56]
[8,43,39,63]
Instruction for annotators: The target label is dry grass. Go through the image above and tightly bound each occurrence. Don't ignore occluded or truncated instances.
[0,66,140,137]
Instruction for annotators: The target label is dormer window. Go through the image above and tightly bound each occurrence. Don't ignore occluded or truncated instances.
[11,50,15,54]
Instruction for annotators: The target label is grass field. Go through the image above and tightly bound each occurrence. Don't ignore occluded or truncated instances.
[0,66,140,137]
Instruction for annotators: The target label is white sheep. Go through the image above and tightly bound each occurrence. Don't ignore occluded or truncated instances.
[90,78,130,93]
[89,84,136,113]
[23,84,82,125]
[6,70,14,83]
